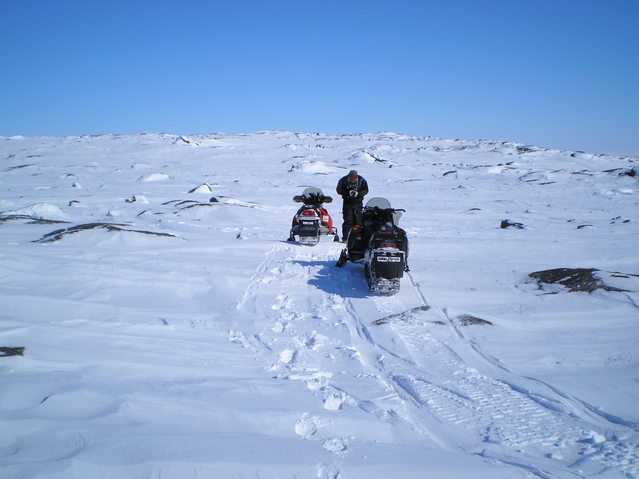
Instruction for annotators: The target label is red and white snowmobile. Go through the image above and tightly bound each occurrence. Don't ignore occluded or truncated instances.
[287,187,339,246]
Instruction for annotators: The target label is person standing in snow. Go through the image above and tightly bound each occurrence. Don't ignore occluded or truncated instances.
[336,170,368,241]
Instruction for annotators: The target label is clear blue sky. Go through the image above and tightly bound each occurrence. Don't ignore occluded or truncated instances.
[2,0,638,155]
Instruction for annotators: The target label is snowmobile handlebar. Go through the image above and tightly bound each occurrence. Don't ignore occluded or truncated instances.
[293,193,333,205]
[362,206,404,226]
[365,206,404,213]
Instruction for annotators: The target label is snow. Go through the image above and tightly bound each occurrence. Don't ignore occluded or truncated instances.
[139,173,170,182]
[1,131,638,478]
[188,183,213,194]
[3,203,69,221]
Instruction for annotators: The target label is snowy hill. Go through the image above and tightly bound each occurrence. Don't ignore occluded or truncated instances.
[1,131,638,478]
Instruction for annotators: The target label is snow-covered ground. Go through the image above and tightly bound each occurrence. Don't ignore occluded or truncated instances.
[1,131,638,478]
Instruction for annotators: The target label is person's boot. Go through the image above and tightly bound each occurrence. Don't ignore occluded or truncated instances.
[335,249,348,267]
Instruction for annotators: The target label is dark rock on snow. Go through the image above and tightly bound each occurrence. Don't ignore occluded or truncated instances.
[529,268,629,294]
[500,219,525,229]
[34,223,177,243]
[456,315,492,326]
[0,347,25,357]
[373,306,432,326]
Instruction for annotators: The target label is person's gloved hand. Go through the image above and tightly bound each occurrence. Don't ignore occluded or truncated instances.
[349,190,358,197]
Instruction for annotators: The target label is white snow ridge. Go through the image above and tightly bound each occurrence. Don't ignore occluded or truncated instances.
[0,131,638,479]
[2,202,69,221]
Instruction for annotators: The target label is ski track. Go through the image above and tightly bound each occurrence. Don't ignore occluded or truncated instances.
[232,239,639,478]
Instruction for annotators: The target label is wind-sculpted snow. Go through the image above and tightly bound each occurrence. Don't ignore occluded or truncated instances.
[0,131,637,478]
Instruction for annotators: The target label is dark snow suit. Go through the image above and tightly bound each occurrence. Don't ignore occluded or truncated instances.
[336,174,369,240]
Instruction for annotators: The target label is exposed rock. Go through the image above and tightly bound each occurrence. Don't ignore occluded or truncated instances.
[500,219,525,229]
[604,167,637,177]
[125,195,149,204]
[373,306,433,325]
[1,214,44,223]
[456,315,492,326]
[175,136,199,146]
[6,164,34,171]
[179,202,215,210]
[0,214,69,225]
[0,347,25,357]
[528,268,629,293]
[369,152,386,163]
[34,223,177,243]
[516,145,536,153]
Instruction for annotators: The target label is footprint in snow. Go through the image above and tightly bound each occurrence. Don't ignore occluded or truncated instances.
[295,413,320,439]
[322,437,348,455]
[271,321,285,333]
[279,348,297,364]
[305,373,331,391]
[295,330,323,350]
[323,393,344,411]
[271,293,292,311]
[316,462,341,479]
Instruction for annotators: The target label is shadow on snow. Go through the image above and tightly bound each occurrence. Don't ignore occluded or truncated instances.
[292,259,370,298]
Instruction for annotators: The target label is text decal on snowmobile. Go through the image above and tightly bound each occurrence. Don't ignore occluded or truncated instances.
[376,256,401,262]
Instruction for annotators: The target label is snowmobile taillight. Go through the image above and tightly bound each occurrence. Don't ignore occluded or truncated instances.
[302,210,317,217]
[380,241,397,249]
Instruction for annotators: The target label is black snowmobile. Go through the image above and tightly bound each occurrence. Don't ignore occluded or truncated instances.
[287,187,340,246]
[335,197,408,295]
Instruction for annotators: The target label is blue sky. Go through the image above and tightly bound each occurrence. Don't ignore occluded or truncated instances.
[2,0,638,155]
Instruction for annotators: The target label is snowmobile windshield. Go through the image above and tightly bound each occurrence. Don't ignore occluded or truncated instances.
[365,197,391,209]
[302,187,324,198]
[294,186,330,204]
[364,197,402,224]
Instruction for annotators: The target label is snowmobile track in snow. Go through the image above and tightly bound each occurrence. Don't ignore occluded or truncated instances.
[232,240,639,479]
